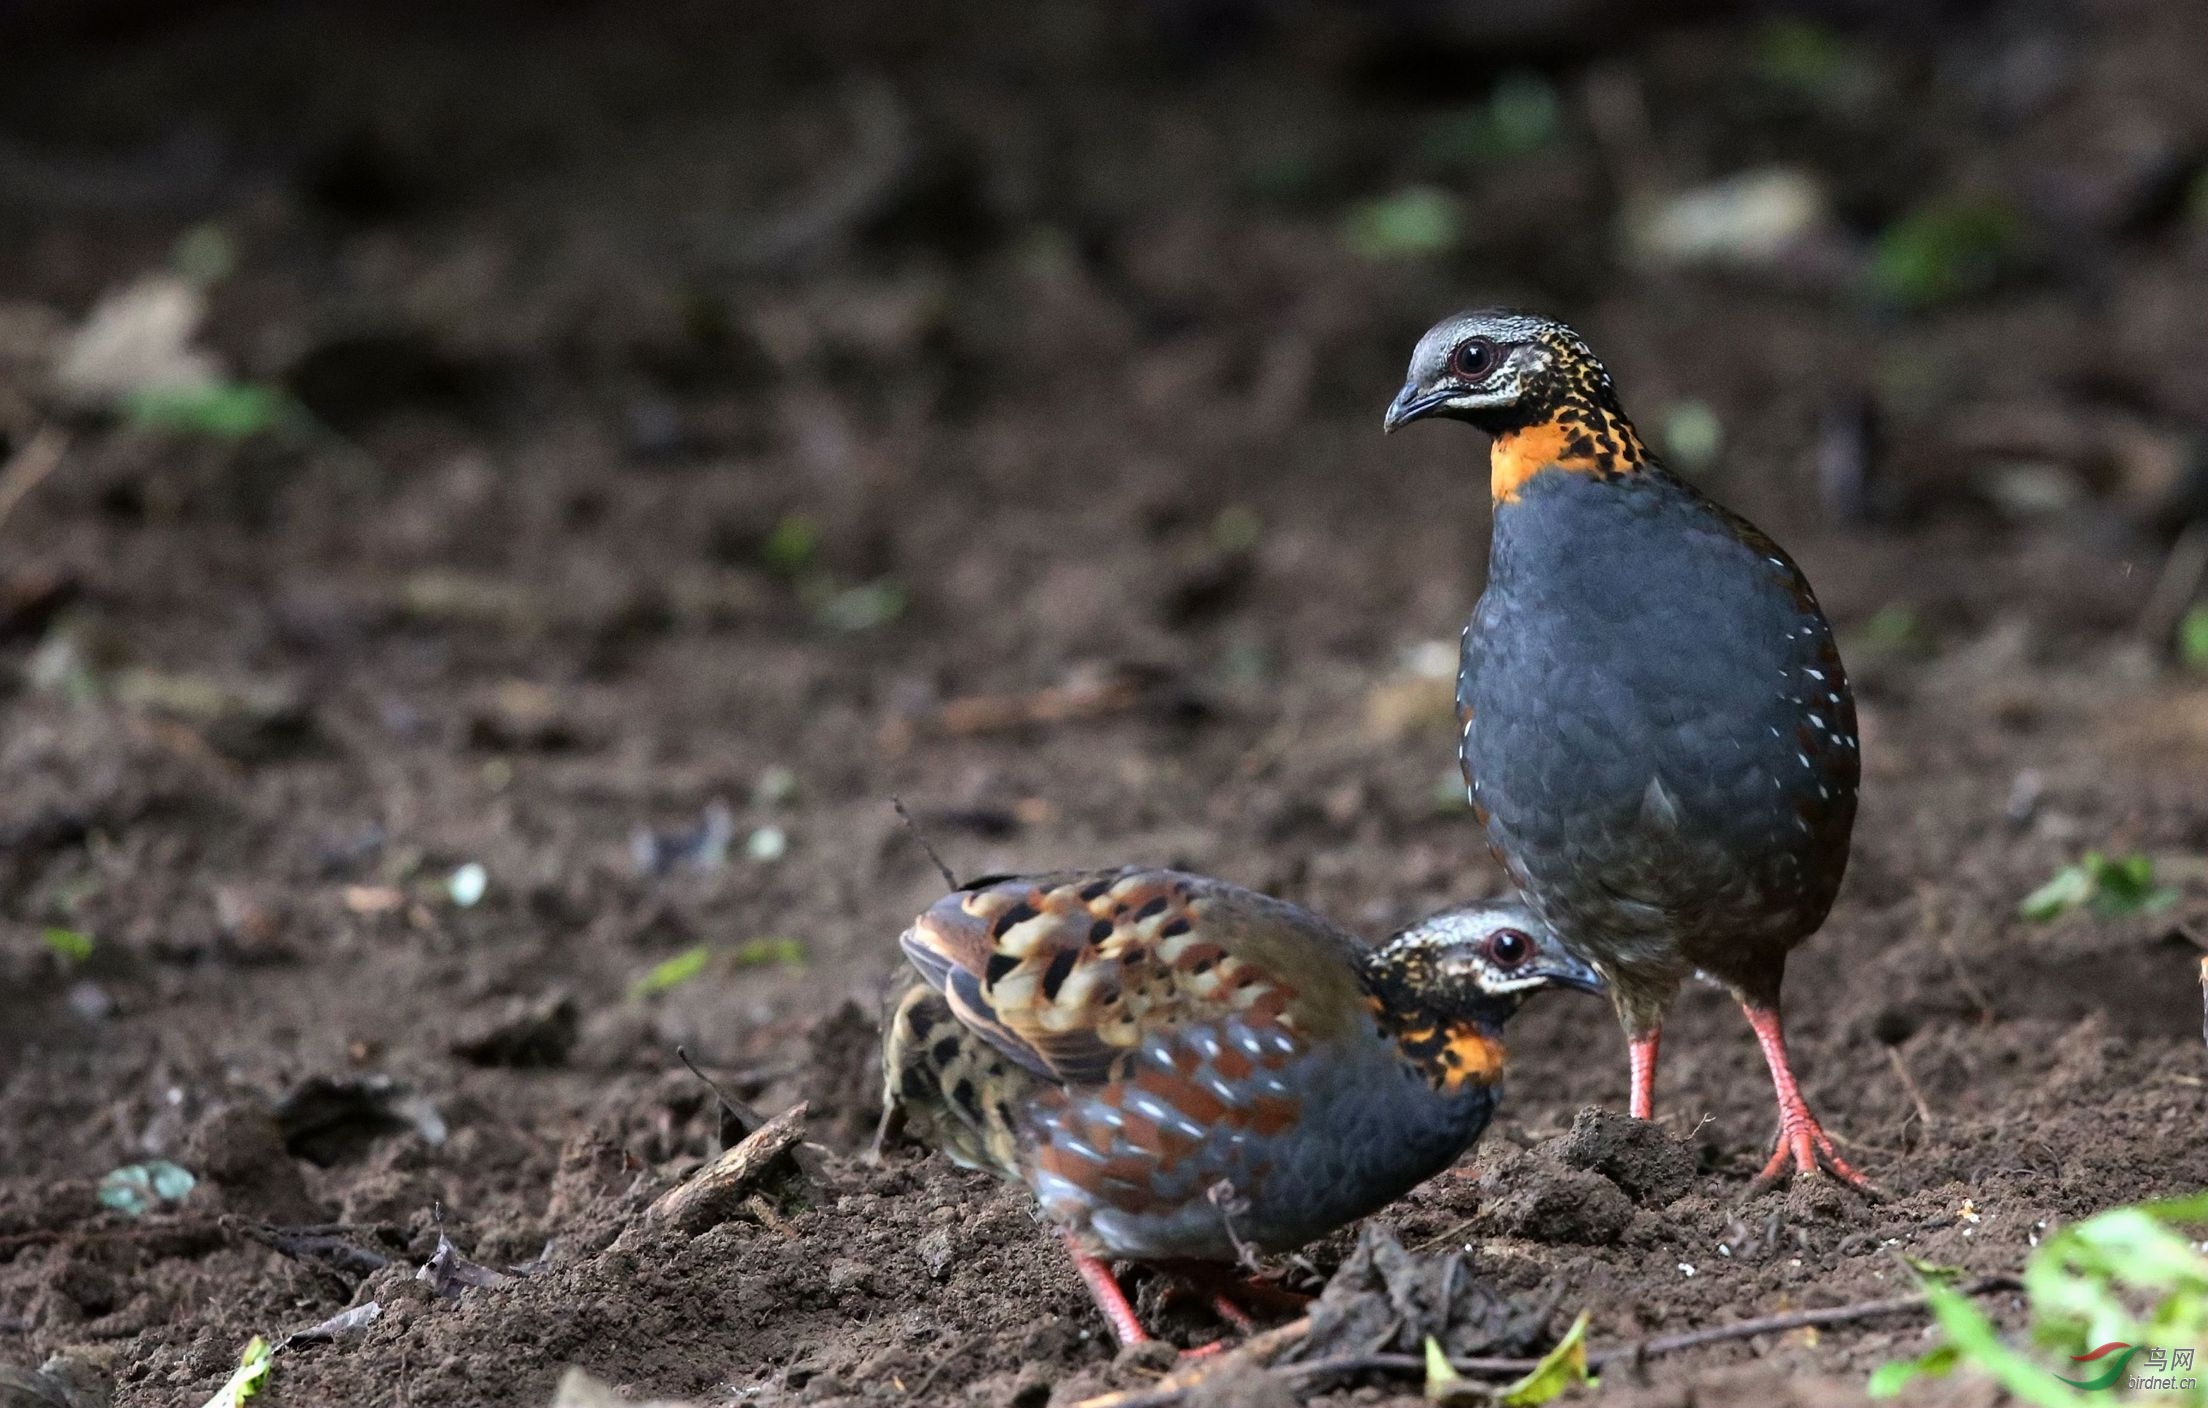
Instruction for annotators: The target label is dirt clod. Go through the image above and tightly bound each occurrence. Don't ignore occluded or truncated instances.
[1476,1150,1637,1245]
[1549,1106,1700,1207]
[180,1101,321,1224]
[450,992,583,1069]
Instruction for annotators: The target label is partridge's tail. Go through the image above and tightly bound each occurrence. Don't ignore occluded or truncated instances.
[878,974,1033,1179]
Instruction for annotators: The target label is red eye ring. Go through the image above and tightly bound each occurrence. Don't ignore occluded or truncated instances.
[1451,337,1499,380]
[1486,928,1531,967]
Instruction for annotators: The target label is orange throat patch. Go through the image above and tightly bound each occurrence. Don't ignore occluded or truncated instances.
[1434,1025,1506,1093]
[1490,413,1648,504]
[1383,1013,1507,1094]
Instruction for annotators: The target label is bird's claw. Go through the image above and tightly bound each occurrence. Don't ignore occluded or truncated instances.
[1748,1118,1882,1199]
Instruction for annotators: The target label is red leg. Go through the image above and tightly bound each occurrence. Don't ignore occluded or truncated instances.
[1742,1003,1877,1194]
[1171,1264,1296,1332]
[1628,1029,1661,1120]
[1063,1235,1149,1348]
[1206,1293,1257,1334]
[1060,1238,1244,1356]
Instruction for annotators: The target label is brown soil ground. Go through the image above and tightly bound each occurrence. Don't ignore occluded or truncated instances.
[2,2,2206,1405]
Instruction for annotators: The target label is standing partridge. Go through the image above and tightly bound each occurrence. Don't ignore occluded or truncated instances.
[1385,309,1869,1191]
[879,869,1600,1348]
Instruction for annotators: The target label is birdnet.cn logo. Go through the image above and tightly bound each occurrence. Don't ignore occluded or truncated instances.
[2058,1343,2198,1393]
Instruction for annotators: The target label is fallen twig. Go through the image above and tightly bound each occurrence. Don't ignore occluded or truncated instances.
[738,79,912,269]
[676,1044,766,1141]
[933,674,1142,736]
[0,426,67,535]
[229,1218,394,1277]
[2138,520,2208,654]
[1885,1045,1937,1131]
[648,1101,808,1234]
[276,1300,382,1352]
[0,1215,225,1256]
[890,796,960,889]
[1072,1315,1316,1408]
[1071,1276,2022,1408]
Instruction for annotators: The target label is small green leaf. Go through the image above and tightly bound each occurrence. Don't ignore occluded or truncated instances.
[172,224,238,286]
[731,937,806,969]
[200,1335,272,1408]
[1343,188,1463,260]
[1239,150,1323,204]
[2020,863,2093,920]
[2022,852,2177,921]
[2084,852,2176,916]
[123,381,290,439]
[1418,72,1560,168]
[2179,604,2208,671]
[632,945,712,998]
[1867,1194,2208,1406]
[1659,401,1724,473]
[752,765,799,807]
[1855,603,1926,654]
[1484,73,1561,157]
[1902,1253,1967,1280]
[1872,197,2027,310]
[761,514,820,578]
[810,579,906,633]
[1497,1311,1595,1406]
[1422,1335,1479,1405]
[1211,505,1262,553]
[1868,1343,1960,1396]
[97,1160,197,1217]
[41,927,94,963]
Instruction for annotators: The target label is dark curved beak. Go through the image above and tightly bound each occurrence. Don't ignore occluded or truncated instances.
[1537,951,1606,995]
[1383,382,1454,434]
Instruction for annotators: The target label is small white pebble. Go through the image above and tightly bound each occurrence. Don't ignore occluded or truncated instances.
[1678,1263,1697,1277]
[746,825,789,862]
[1718,1244,1732,1258]
[448,862,488,907]
[1789,1258,1802,1268]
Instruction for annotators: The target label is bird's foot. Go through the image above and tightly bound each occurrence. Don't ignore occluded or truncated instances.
[1172,1262,1310,1320]
[1740,1002,1880,1197]
[1071,1240,1262,1356]
[1748,1109,1881,1197]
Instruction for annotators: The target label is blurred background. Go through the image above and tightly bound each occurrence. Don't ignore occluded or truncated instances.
[3,2,2207,1404]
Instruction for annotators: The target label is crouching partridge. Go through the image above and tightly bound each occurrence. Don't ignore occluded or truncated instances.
[879,867,1600,1348]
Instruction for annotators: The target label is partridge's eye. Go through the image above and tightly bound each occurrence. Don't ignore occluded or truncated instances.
[1486,928,1531,968]
[1450,337,1499,381]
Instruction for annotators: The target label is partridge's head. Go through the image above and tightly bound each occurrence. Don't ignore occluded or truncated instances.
[1385,309,1654,501]
[1362,900,1601,1091]
[1378,900,1602,1014]
[1383,308,1621,435]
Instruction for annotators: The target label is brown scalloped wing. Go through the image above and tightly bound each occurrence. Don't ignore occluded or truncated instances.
[899,869,1365,1088]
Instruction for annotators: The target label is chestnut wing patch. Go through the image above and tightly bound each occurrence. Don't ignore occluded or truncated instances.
[899,870,1302,1089]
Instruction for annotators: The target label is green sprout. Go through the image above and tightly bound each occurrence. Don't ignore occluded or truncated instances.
[1343,188,1463,260]
[2020,852,2178,921]
[1872,1192,2208,1406]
